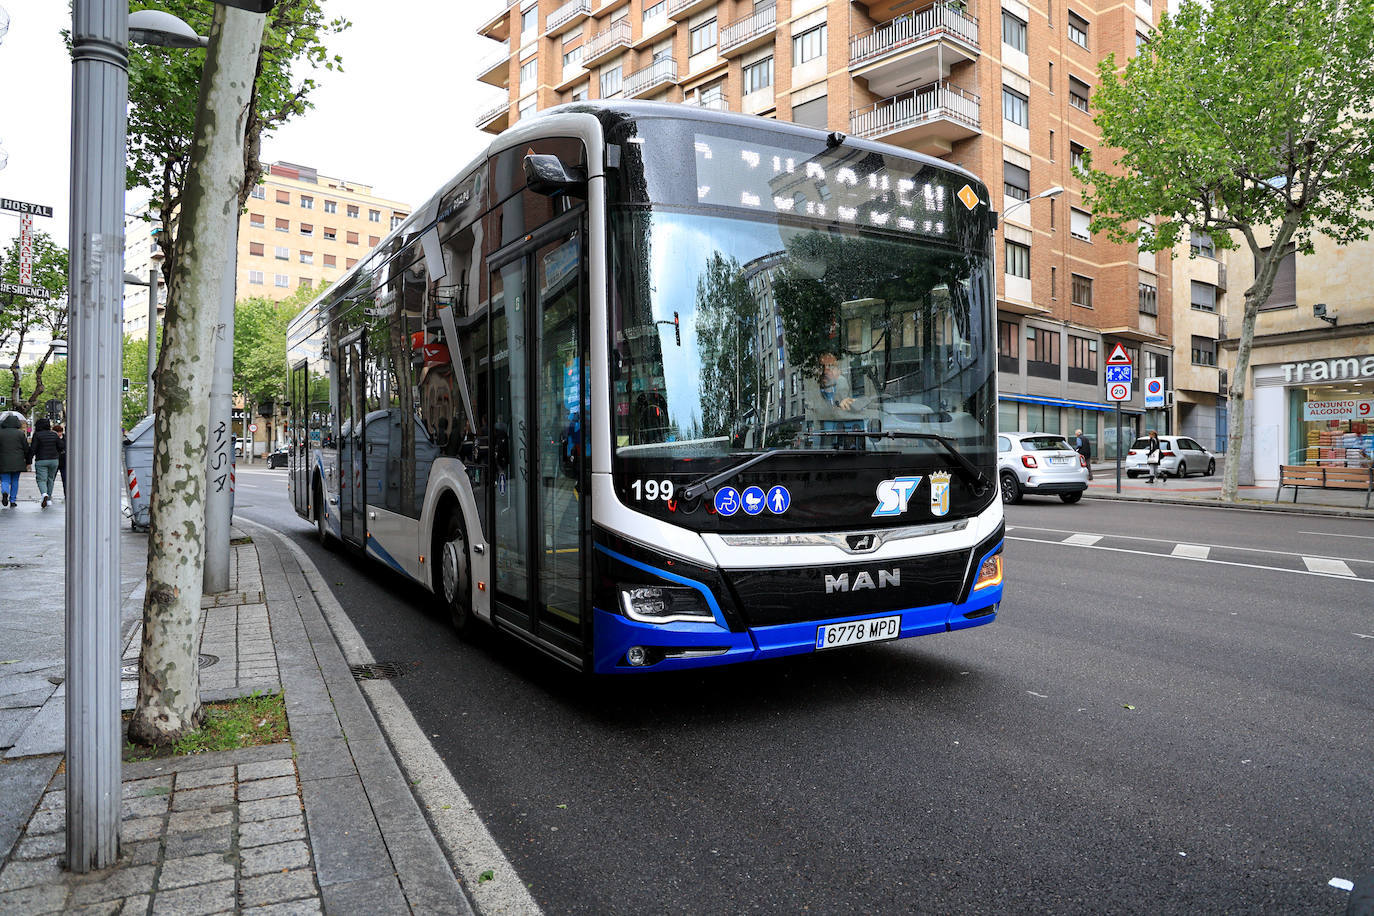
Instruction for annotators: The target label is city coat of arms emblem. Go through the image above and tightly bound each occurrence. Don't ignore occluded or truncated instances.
[929,471,951,517]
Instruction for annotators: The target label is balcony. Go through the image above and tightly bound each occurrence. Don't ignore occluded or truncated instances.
[634,10,676,48]
[476,41,510,87]
[720,4,776,56]
[667,0,716,21]
[581,19,633,67]
[547,0,592,36]
[686,90,729,111]
[849,81,980,156]
[477,0,518,41]
[476,99,510,134]
[849,2,979,98]
[624,58,679,97]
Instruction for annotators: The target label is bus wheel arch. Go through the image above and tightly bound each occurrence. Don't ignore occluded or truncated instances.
[432,494,472,634]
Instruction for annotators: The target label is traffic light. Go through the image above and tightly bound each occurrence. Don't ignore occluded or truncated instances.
[122,377,130,393]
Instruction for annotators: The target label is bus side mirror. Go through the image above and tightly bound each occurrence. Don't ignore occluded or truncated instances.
[524,154,586,198]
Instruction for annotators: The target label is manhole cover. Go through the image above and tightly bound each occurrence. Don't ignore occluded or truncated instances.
[350,663,404,681]
[120,653,219,681]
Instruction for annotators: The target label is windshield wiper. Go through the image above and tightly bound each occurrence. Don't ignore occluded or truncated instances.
[813,430,990,493]
[681,449,832,501]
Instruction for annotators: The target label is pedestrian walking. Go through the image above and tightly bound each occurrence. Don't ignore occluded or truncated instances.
[0,413,31,507]
[53,423,67,498]
[1144,429,1165,484]
[29,418,65,509]
[1073,428,1094,481]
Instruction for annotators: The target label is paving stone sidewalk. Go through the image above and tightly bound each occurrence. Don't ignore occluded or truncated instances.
[0,508,470,914]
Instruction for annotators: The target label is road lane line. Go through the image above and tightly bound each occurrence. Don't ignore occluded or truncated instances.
[1009,524,1373,566]
[1302,556,1355,577]
[1063,534,1102,547]
[1171,544,1210,559]
[1006,536,1374,584]
[1299,530,1374,540]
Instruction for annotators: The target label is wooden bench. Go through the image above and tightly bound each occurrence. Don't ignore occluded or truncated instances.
[1276,464,1373,508]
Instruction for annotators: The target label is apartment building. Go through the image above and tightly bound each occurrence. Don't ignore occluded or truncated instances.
[239,162,411,302]
[475,0,1173,457]
[121,211,166,341]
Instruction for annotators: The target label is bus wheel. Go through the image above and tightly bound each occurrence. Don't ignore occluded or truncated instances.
[438,515,471,634]
[314,482,331,547]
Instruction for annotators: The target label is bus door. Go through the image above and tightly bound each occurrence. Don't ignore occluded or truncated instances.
[290,360,309,515]
[488,212,586,659]
[338,332,367,547]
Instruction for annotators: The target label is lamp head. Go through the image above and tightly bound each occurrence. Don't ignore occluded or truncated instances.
[128,10,207,49]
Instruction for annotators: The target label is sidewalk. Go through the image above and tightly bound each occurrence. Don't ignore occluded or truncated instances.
[0,472,472,914]
[1083,457,1374,517]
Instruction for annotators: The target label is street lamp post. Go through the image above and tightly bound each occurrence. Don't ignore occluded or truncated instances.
[123,257,165,417]
[1002,185,1064,222]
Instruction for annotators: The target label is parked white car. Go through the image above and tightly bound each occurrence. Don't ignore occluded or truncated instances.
[1124,435,1216,478]
[997,432,1090,504]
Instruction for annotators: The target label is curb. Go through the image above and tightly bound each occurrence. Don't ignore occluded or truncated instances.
[1083,492,1374,519]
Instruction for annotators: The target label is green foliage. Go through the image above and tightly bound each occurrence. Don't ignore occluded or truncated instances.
[1,232,70,413]
[122,335,153,430]
[1081,0,1374,258]
[234,284,317,410]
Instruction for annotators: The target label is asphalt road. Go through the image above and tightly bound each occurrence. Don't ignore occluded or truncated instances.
[233,467,1373,915]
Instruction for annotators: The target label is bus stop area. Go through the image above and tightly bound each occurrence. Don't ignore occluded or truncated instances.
[0,473,471,915]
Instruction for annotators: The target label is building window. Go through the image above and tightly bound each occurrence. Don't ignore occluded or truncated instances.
[1139,281,1158,315]
[323,227,336,240]
[1070,208,1092,241]
[1191,280,1217,312]
[1005,240,1030,279]
[563,46,583,71]
[299,251,313,264]
[275,190,290,204]
[274,245,289,260]
[1004,161,1030,201]
[1191,335,1217,367]
[324,200,337,214]
[570,82,589,102]
[347,204,359,218]
[1027,327,1060,379]
[346,258,357,268]
[249,213,265,228]
[1025,403,1061,434]
[1002,86,1029,127]
[1071,273,1093,307]
[600,64,622,97]
[249,241,264,256]
[274,273,289,288]
[275,218,289,232]
[1051,266,1058,298]
[299,277,312,288]
[250,185,265,200]
[1067,11,1089,48]
[1190,229,1215,258]
[1002,11,1026,52]
[368,209,380,223]
[300,195,313,210]
[1070,142,1086,171]
[643,0,666,21]
[520,57,537,87]
[791,95,827,128]
[391,214,404,229]
[249,270,264,284]
[1068,76,1090,112]
[690,18,718,56]
[323,253,336,267]
[1069,335,1098,384]
[792,23,825,66]
[997,319,1020,373]
[743,56,774,94]
[1258,244,1296,309]
[299,223,313,236]
[518,97,536,121]
[346,231,359,245]
[368,235,380,246]
[521,7,536,42]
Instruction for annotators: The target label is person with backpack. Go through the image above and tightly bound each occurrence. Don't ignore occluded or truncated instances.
[29,417,65,509]
[0,414,31,507]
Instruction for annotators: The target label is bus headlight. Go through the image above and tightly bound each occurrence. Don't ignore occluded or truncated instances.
[972,551,1003,591]
[619,585,716,624]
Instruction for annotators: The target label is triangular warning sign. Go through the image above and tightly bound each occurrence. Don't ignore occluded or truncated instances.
[1106,342,1131,365]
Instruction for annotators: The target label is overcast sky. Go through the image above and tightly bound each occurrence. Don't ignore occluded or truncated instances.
[0,0,502,253]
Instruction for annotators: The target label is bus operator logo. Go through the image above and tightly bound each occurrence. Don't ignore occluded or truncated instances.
[872,476,922,517]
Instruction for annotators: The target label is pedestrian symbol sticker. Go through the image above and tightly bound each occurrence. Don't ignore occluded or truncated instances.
[766,485,790,514]
[714,487,741,516]
[741,486,766,515]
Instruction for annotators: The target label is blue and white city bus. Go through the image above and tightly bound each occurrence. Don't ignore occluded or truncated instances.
[286,101,1004,674]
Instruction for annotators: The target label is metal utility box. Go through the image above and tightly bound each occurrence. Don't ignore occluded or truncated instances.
[122,417,235,530]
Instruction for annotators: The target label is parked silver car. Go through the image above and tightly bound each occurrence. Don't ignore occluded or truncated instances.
[1124,435,1216,478]
[997,432,1090,504]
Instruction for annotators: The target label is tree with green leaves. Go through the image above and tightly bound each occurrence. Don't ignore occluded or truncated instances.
[1080,0,1374,501]
[1,231,69,415]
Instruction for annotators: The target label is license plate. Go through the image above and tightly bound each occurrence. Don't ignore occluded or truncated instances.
[816,615,902,651]
[1050,455,1070,465]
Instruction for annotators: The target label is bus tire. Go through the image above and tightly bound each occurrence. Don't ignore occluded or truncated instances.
[313,479,332,547]
[436,511,472,634]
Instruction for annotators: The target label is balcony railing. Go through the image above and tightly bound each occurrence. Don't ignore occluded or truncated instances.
[668,0,716,20]
[476,99,509,129]
[849,81,980,139]
[719,4,776,55]
[687,91,729,111]
[582,19,633,65]
[476,41,510,79]
[547,0,592,34]
[850,2,979,66]
[624,57,679,96]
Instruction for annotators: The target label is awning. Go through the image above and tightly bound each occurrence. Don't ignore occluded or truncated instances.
[999,393,1143,414]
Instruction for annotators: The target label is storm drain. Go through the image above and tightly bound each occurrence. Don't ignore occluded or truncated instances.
[120,653,219,681]
[350,663,404,681]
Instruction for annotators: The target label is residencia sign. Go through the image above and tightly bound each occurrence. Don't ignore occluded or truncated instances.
[1282,355,1374,383]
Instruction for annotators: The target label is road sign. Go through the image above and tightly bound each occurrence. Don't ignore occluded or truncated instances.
[249,423,258,433]
[1,198,55,218]
[1144,377,1165,408]
[1107,382,1131,402]
[1106,365,1132,384]
[1106,342,1132,365]
[0,280,51,298]
[19,214,33,284]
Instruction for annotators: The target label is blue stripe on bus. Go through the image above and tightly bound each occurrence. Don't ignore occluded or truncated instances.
[592,544,729,630]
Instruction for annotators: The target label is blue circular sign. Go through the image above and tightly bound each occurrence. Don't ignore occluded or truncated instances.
[766,485,791,514]
[741,486,766,515]
[714,487,741,516]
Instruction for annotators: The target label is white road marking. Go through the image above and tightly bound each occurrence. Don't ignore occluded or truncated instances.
[1027,691,1048,698]
[1010,524,1373,566]
[1302,556,1355,577]
[1355,633,1374,640]
[1063,534,1102,547]
[1171,544,1210,559]
[1301,531,1374,540]
[1006,536,1374,584]
[1329,877,1354,891]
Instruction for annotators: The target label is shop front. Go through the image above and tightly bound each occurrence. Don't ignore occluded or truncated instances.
[997,393,1142,460]
[1246,353,1374,485]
